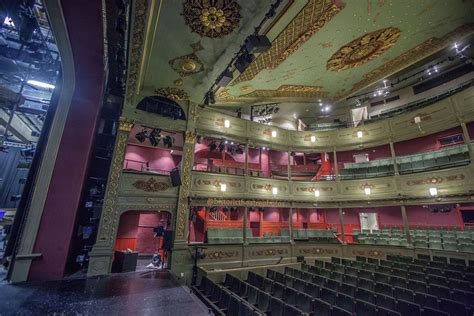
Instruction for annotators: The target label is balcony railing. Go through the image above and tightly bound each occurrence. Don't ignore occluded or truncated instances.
[123,158,171,175]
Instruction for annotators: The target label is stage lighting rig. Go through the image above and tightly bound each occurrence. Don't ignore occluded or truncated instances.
[135,129,149,143]
[148,128,162,146]
[163,135,173,148]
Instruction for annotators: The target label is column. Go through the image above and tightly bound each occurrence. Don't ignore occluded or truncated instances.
[389,141,399,175]
[244,143,249,176]
[400,205,411,244]
[287,151,292,180]
[338,208,345,244]
[87,117,134,277]
[243,207,248,244]
[289,207,294,243]
[460,122,474,161]
[333,149,339,180]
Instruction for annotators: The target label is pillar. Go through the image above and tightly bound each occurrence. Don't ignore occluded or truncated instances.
[400,205,411,244]
[287,151,292,180]
[87,117,134,277]
[243,207,248,244]
[289,207,294,243]
[389,141,399,175]
[333,149,339,180]
[244,143,249,176]
[338,208,345,243]
[460,122,474,161]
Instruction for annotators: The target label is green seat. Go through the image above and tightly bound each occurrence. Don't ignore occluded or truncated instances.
[280,228,289,236]
[443,243,458,251]
[429,242,443,250]
[458,244,474,253]
[414,240,428,248]
[388,239,401,246]
[375,238,388,245]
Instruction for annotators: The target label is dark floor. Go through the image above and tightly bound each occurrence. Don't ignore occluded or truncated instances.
[0,270,210,316]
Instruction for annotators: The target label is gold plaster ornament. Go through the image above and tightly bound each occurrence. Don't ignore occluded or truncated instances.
[132,178,170,192]
[182,0,241,38]
[326,27,401,71]
[155,87,189,101]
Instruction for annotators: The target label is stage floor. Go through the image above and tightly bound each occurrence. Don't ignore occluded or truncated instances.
[0,271,210,315]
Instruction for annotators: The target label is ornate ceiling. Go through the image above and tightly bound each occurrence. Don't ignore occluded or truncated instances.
[127,0,474,108]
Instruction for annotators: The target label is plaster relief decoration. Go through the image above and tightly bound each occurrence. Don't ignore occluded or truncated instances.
[168,41,205,77]
[298,247,338,255]
[155,87,189,101]
[295,186,333,193]
[327,27,401,71]
[207,250,240,260]
[195,179,241,188]
[250,248,289,257]
[232,0,344,85]
[216,85,329,102]
[132,178,170,192]
[406,174,465,186]
[336,24,474,99]
[182,0,241,38]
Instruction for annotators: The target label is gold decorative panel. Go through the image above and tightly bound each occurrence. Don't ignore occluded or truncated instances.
[168,41,205,77]
[154,87,189,101]
[182,0,241,38]
[326,27,401,71]
[231,0,344,85]
[132,178,170,192]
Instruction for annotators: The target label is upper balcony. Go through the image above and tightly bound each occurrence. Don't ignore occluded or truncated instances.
[194,85,474,152]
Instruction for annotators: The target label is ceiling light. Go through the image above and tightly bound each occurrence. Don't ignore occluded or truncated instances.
[429,187,438,196]
[262,147,266,150]
[454,43,458,49]
[220,183,227,192]
[414,116,421,124]
[324,106,330,111]
[230,142,234,145]
[271,130,277,138]
[314,189,320,197]
[224,119,230,128]
[310,135,316,143]
[318,99,322,102]
[27,80,55,89]
[272,187,278,195]
[225,140,228,144]
[364,187,371,195]
[357,131,363,138]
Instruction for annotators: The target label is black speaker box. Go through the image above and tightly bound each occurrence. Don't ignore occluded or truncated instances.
[216,69,233,87]
[170,168,181,186]
[153,226,164,236]
[163,230,173,251]
[245,35,271,54]
[235,52,254,73]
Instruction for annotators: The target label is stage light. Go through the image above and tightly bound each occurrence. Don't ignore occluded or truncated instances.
[27,80,55,89]
[135,130,148,143]
[225,140,228,144]
[314,189,320,197]
[3,17,14,27]
[272,187,278,195]
[271,130,277,138]
[429,187,438,196]
[310,136,316,143]
[357,131,363,138]
[149,129,162,146]
[220,183,227,192]
[163,135,173,148]
[224,119,230,128]
[364,187,371,195]
[218,142,225,152]
[324,106,330,112]
[209,142,217,151]
[230,142,234,145]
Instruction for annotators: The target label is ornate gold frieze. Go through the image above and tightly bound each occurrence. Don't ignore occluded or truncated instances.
[405,174,465,186]
[217,85,327,101]
[184,131,197,144]
[155,87,189,101]
[125,0,148,106]
[207,250,240,260]
[337,23,474,99]
[132,178,170,192]
[182,0,241,38]
[326,27,401,71]
[250,248,289,257]
[231,1,344,85]
[175,140,195,239]
[206,198,287,207]
[118,117,134,132]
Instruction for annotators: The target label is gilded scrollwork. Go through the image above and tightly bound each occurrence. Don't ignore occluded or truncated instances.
[155,87,189,101]
[118,116,134,132]
[182,0,241,38]
[326,27,401,71]
[175,137,195,239]
[132,178,170,192]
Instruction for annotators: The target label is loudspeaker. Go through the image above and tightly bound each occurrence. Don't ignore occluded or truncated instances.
[216,69,233,87]
[170,168,181,186]
[163,230,173,251]
[235,52,254,73]
[245,35,271,54]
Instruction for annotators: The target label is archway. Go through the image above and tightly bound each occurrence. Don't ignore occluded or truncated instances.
[113,210,172,271]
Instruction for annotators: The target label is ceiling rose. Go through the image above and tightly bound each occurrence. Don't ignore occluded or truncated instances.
[182,0,241,38]
[326,27,401,71]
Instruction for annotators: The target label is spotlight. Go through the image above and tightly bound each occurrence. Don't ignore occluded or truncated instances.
[209,142,217,151]
[135,130,149,143]
[429,187,438,196]
[271,130,277,138]
[220,183,227,192]
[364,187,371,195]
[224,119,230,128]
[148,129,162,146]
[218,142,225,152]
[272,187,278,195]
[310,136,316,143]
[163,135,173,148]
[314,189,320,197]
[357,131,363,138]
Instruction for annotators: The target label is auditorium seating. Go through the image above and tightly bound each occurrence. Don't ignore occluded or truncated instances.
[195,253,473,315]
[339,143,470,180]
[292,229,340,243]
[247,231,291,244]
[207,228,253,244]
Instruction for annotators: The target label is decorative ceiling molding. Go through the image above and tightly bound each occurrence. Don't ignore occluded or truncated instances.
[182,0,241,38]
[155,87,189,101]
[168,41,205,77]
[216,85,327,101]
[231,0,345,86]
[326,27,401,71]
[125,0,149,106]
[336,23,474,100]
